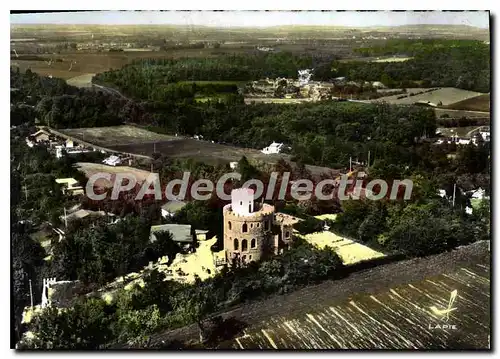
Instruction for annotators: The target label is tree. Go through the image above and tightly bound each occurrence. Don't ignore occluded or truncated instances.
[171,281,218,343]
[22,298,115,349]
[237,156,260,183]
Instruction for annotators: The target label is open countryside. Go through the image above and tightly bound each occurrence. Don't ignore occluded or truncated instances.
[11,11,490,351]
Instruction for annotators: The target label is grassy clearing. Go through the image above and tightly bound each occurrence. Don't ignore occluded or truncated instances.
[76,162,153,187]
[299,231,385,266]
[66,73,95,88]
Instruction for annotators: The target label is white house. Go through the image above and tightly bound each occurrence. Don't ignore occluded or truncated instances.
[262,142,284,155]
[372,81,387,89]
[103,155,121,166]
[479,128,490,142]
[470,188,487,200]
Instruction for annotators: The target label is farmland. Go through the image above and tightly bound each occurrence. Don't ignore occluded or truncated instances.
[147,241,490,349]
[58,125,178,147]
[371,87,486,107]
[229,263,489,349]
[58,125,338,177]
[445,94,491,112]
[76,162,153,188]
[10,23,490,81]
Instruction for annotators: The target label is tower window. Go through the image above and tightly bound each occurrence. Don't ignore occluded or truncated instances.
[240,201,243,205]
[250,223,253,228]
[242,223,248,232]
[251,238,256,248]
[242,239,248,252]
[249,203,252,212]
[228,221,232,230]
[234,238,239,251]
[285,231,290,238]
[264,220,269,231]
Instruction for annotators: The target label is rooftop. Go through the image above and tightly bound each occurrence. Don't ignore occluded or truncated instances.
[150,224,193,243]
[161,200,187,213]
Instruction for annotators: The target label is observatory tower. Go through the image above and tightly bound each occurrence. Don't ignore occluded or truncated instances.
[223,188,275,265]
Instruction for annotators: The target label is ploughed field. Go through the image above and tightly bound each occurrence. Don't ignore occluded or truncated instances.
[229,264,490,349]
[444,94,491,112]
[147,241,490,349]
[59,126,178,147]
[59,126,338,177]
[371,87,486,107]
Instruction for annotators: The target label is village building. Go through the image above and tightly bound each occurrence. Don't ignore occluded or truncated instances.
[149,223,208,248]
[25,129,52,147]
[261,142,285,154]
[479,126,491,141]
[371,81,387,89]
[60,208,116,223]
[102,155,122,166]
[55,178,85,196]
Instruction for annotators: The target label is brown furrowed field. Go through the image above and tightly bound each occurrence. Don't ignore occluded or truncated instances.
[58,125,338,177]
[228,264,489,349]
[371,87,485,107]
[145,241,490,350]
[11,50,202,80]
[445,94,491,112]
[58,126,178,147]
[108,139,339,177]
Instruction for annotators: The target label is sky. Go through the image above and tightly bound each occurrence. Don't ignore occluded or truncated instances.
[10,11,490,29]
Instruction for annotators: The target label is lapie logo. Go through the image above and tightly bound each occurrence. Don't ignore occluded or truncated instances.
[428,289,458,330]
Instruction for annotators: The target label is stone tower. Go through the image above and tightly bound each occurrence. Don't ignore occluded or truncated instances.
[223,188,275,265]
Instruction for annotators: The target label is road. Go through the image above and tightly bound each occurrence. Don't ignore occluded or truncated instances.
[466,125,490,137]
[92,83,128,99]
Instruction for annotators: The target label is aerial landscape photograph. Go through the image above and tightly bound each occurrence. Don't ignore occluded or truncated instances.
[10,10,491,350]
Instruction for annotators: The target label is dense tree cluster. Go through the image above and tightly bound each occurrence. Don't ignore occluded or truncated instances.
[333,195,489,257]
[10,68,79,105]
[333,41,490,92]
[20,240,344,349]
[93,52,315,98]
[48,215,182,285]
